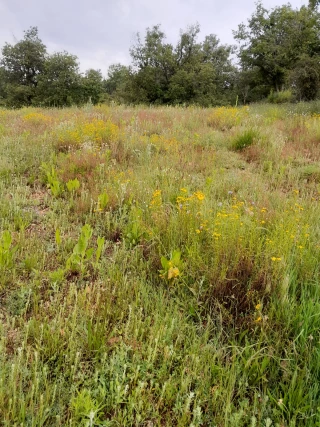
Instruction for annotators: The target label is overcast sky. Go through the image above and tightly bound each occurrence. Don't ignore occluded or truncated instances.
[0,0,307,76]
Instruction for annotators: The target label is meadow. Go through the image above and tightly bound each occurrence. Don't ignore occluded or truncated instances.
[0,102,320,426]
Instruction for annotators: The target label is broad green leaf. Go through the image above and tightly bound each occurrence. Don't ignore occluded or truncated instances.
[2,230,12,250]
[161,256,169,269]
[85,248,94,261]
[55,229,61,247]
[171,250,181,265]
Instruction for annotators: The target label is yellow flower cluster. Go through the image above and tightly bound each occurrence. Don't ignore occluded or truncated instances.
[193,191,205,201]
[23,112,51,125]
[113,170,132,185]
[305,115,320,131]
[146,133,179,151]
[56,119,119,148]
[176,190,205,210]
[168,265,180,280]
[196,219,209,234]
[212,209,243,241]
[150,189,162,209]
[207,106,249,130]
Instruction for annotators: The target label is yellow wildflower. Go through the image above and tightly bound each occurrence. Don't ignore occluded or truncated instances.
[193,191,205,201]
[168,267,180,280]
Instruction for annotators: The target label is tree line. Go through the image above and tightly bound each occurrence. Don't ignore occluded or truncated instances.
[1,1,320,108]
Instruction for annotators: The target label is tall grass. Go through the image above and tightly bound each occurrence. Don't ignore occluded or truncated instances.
[0,103,320,426]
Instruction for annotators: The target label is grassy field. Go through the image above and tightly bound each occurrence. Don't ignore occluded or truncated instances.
[0,103,320,426]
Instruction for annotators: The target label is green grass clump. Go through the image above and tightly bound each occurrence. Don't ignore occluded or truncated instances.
[268,89,293,104]
[298,164,320,182]
[231,128,258,151]
[0,104,320,426]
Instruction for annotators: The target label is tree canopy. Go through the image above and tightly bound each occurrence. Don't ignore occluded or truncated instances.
[111,24,235,106]
[1,2,320,108]
[0,27,102,107]
[233,3,320,101]
[309,0,320,9]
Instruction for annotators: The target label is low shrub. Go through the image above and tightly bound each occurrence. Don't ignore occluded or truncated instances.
[268,90,293,104]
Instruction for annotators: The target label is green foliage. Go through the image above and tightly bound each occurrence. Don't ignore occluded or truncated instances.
[0,67,6,105]
[125,222,146,247]
[105,64,134,103]
[309,0,320,9]
[108,24,235,106]
[2,7,320,108]
[290,55,320,101]
[0,230,15,270]
[232,128,258,151]
[234,4,320,100]
[0,27,104,107]
[1,27,46,106]
[298,164,320,182]
[235,67,270,104]
[71,389,107,425]
[93,236,105,270]
[55,228,62,249]
[66,224,94,273]
[268,90,293,104]
[49,267,66,285]
[66,178,80,193]
[81,69,104,105]
[35,52,82,106]
[66,224,105,274]
[41,163,63,197]
[97,192,109,210]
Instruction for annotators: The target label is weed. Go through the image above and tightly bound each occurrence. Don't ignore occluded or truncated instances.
[298,164,320,182]
[66,224,105,275]
[41,162,63,197]
[159,249,182,281]
[97,191,109,211]
[0,230,15,271]
[125,221,147,247]
[66,178,80,192]
[232,128,258,151]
